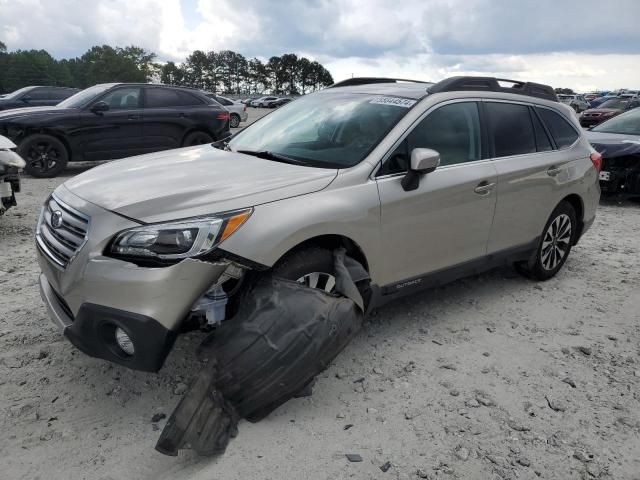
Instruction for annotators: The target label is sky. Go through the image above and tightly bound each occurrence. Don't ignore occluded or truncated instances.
[1,0,639,91]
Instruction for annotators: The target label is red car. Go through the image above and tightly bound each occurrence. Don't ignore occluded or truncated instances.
[579,96,640,128]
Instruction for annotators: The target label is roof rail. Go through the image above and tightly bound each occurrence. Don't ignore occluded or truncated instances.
[331,77,431,88]
[427,76,558,102]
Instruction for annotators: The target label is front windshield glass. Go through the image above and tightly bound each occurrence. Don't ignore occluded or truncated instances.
[57,84,114,108]
[228,92,416,168]
[592,108,640,135]
[598,98,629,110]
[3,87,33,99]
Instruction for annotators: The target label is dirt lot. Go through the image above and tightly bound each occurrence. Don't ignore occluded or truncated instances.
[1,109,639,480]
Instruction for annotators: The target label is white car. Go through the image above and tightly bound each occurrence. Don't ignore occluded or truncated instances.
[0,135,26,215]
[205,94,248,128]
[250,96,278,108]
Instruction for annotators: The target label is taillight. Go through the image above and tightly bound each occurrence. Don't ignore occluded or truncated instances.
[590,151,602,172]
[217,112,230,120]
[243,105,247,112]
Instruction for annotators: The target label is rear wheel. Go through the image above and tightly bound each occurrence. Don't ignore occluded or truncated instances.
[183,131,213,147]
[516,201,577,281]
[229,114,241,128]
[19,134,68,178]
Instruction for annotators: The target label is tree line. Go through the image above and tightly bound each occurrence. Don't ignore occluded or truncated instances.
[0,41,334,95]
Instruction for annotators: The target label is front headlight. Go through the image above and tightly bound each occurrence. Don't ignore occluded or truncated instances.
[110,209,252,261]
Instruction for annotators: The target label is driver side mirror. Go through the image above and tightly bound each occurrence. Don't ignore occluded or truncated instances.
[401,148,440,191]
[21,95,32,103]
[90,101,110,114]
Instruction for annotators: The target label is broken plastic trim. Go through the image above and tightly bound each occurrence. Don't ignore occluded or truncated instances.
[156,248,367,456]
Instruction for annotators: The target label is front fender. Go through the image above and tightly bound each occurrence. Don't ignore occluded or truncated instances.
[219,181,382,281]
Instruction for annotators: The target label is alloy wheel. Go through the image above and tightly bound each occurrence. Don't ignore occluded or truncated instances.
[25,141,61,175]
[297,272,336,293]
[540,213,572,271]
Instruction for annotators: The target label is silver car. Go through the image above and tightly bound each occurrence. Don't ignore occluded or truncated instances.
[205,94,248,128]
[36,76,600,372]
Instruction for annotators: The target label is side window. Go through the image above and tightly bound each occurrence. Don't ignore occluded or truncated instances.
[26,87,50,100]
[51,88,73,100]
[215,96,233,106]
[536,108,579,149]
[486,102,536,157]
[145,88,202,108]
[100,87,141,109]
[530,109,553,152]
[379,102,481,175]
[176,91,204,106]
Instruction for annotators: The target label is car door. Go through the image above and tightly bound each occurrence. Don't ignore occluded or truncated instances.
[376,100,498,287]
[485,101,580,254]
[77,86,145,160]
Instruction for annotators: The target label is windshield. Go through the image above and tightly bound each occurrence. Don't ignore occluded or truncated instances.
[2,87,33,100]
[598,98,629,110]
[228,92,416,168]
[592,108,640,135]
[57,84,114,108]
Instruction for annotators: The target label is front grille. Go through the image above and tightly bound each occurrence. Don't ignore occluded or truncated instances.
[36,195,90,269]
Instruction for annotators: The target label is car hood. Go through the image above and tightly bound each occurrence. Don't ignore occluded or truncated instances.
[585,131,640,158]
[62,145,338,223]
[0,106,76,120]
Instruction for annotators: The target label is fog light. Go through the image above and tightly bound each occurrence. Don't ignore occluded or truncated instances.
[115,327,134,356]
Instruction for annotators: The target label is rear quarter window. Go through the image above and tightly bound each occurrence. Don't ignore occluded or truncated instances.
[486,102,536,157]
[536,108,579,149]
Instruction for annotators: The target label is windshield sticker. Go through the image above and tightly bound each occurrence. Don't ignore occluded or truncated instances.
[369,96,417,108]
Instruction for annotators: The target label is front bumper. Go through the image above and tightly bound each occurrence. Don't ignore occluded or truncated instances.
[36,187,231,371]
[39,274,178,371]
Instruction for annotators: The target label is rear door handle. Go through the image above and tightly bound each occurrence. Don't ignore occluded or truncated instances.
[128,114,141,120]
[547,166,561,177]
[474,181,496,195]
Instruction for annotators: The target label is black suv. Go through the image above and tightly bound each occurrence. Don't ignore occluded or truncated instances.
[0,86,79,111]
[0,83,231,177]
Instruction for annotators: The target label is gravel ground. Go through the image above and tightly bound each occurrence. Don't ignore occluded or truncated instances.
[1,109,639,479]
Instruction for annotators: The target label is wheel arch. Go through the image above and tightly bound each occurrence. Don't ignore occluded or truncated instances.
[560,193,584,244]
[21,128,73,160]
[272,234,370,273]
[180,127,216,146]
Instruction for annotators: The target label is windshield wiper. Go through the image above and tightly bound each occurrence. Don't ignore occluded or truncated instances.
[236,150,308,166]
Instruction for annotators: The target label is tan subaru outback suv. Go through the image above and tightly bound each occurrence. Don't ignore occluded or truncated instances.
[36,76,601,372]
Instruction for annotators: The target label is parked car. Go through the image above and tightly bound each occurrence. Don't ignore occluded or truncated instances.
[0,86,79,111]
[580,96,640,128]
[250,96,278,107]
[204,94,248,128]
[585,107,640,199]
[557,94,589,113]
[0,83,231,177]
[0,135,26,216]
[266,98,293,108]
[36,76,599,381]
[589,95,618,108]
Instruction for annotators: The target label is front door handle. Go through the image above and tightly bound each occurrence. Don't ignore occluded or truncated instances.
[128,114,141,120]
[474,181,496,195]
[547,166,561,177]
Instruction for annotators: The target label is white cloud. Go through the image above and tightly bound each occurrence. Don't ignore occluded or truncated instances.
[0,0,639,90]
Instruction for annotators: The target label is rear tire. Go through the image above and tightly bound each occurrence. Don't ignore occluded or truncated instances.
[19,134,68,178]
[183,131,213,147]
[229,114,241,128]
[516,201,577,281]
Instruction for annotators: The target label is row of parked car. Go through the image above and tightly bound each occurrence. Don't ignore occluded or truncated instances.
[556,91,640,128]
[241,96,293,108]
